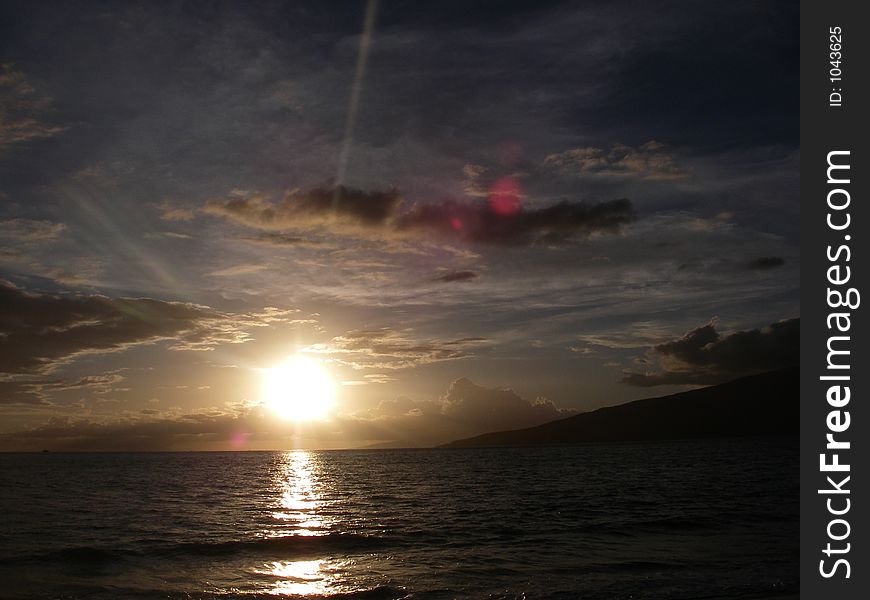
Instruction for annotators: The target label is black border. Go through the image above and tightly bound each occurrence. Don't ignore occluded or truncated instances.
[801,2,868,595]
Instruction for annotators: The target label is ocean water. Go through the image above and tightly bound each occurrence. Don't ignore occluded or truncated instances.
[0,439,798,599]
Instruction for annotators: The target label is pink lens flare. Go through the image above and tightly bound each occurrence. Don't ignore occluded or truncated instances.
[488,176,522,216]
[230,430,249,448]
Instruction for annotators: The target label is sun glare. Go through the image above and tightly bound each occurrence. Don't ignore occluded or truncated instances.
[261,356,336,421]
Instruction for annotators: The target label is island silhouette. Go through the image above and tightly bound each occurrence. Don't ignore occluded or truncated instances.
[441,368,798,448]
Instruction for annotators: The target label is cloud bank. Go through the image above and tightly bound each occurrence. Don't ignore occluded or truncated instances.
[0,377,571,451]
[204,186,636,247]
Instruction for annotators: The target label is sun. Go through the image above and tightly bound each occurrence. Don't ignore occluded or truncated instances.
[261,356,336,421]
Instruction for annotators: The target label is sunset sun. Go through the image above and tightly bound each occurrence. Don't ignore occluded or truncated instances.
[261,356,336,421]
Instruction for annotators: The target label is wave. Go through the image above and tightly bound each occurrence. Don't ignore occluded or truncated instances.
[2,533,392,566]
[168,532,391,557]
[0,584,410,600]
[208,586,406,600]
[568,515,718,535]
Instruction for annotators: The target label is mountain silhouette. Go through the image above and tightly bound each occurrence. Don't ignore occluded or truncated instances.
[440,368,798,448]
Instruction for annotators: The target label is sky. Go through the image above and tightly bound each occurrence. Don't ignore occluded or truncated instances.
[0,0,799,450]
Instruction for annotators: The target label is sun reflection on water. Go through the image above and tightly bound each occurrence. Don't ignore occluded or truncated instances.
[271,450,329,537]
[261,451,339,595]
[253,557,362,597]
[259,560,328,596]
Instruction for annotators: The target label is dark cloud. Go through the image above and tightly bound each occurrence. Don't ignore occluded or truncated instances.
[0,280,209,374]
[745,256,785,270]
[0,281,306,374]
[440,377,568,430]
[622,317,799,387]
[396,197,636,246]
[433,270,479,283]
[205,186,635,247]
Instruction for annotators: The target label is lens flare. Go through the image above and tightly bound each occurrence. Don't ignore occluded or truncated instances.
[488,176,522,216]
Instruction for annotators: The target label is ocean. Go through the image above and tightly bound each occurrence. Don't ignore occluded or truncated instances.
[0,439,798,599]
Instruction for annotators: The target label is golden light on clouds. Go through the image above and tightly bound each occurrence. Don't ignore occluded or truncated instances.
[261,356,336,421]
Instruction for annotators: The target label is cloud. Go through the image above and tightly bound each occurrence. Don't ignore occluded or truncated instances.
[0,219,104,286]
[0,409,262,452]
[432,270,479,283]
[349,377,572,446]
[0,218,66,242]
[168,306,310,351]
[745,256,785,270]
[0,64,64,149]
[0,372,127,405]
[0,380,50,405]
[144,231,193,240]
[574,321,675,350]
[0,280,308,374]
[373,395,426,417]
[545,141,688,180]
[621,317,799,386]
[157,201,195,222]
[204,186,401,232]
[462,163,489,197]
[204,186,635,247]
[304,329,487,370]
[439,377,569,429]
[0,249,102,287]
[206,264,268,277]
[341,373,398,386]
[240,233,329,248]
